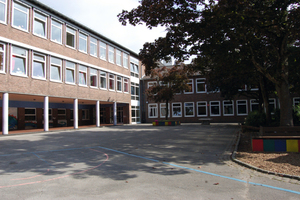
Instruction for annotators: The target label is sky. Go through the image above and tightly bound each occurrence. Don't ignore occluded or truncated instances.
[37,0,167,54]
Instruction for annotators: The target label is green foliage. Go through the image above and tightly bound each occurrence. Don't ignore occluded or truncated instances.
[293,105,300,126]
[245,111,266,127]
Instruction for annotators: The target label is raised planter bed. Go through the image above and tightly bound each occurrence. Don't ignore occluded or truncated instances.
[252,136,300,152]
[152,121,180,126]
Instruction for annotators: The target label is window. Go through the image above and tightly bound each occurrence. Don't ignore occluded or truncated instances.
[172,103,182,117]
[90,68,97,87]
[66,26,76,48]
[82,109,90,120]
[148,81,157,89]
[11,46,27,76]
[124,78,129,93]
[32,53,46,79]
[33,11,47,38]
[51,19,62,44]
[100,71,107,89]
[79,32,87,53]
[269,98,276,113]
[65,61,75,84]
[210,101,221,116]
[250,99,259,112]
[117,76,122,92]
[131,82,139,100]
[12,1,29,31]
[0,43,5,73]
[90,37,97,57]
[50,57,62,82]
[25,108,36,121]
[108,46,114,63]
[237,100,248,115]
[57,109,66,120]
[99,41,106,60]
[184,79,194,94]
[109,74,115,90]
[223,100,234,116]
[196,78,206,93]
[116,50,121,66]
[197,101,207,117]
[184,102,194,117]
[148,104,158,118]
[123,53,128,68]
[160,103,170,118]
[79,65,87,86]
[293,97,300,106]
[130,62,139,78]
[0,0,7,24]
[131,106,140,123]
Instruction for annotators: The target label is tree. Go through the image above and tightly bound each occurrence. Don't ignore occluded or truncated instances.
[119,0,300,126]
[146,64,192,120]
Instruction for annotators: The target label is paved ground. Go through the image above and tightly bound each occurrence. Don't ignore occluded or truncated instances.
[0,124,299,199]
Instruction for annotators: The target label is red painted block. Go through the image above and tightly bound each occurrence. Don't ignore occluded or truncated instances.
[252,139,264,151]
[168,122,172,126]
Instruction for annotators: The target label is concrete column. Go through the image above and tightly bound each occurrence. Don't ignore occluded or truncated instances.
[113,102,117,126]
[2,93,9,135]
[96,101,100,127]
[44,96,49,132]
[74,99,78,129]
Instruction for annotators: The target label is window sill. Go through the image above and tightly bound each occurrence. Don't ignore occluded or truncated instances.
[32,76,46,81]
[10,73,28,78]
[12,26,29,33]
[33,33,47,40]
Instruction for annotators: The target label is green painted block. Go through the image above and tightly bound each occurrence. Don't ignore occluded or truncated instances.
[263,139,275,152]
[286,140,299,152]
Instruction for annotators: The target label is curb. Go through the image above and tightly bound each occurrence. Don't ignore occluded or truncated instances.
[231,131,300,181]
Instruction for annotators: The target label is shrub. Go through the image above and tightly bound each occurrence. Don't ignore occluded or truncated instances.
[245,111,266,127]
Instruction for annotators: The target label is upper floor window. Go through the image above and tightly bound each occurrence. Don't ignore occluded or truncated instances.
[90,37,97,57]
[100,71,107,89]
[124,78,129,93]
[184,79,194,94]
[108,46,114,63]
[250,99,259,112]
[99,41,106,60]
[33,11,47,38]
[223,100,234,116]
[117,76,122,92]
[148,104,158,118]
[79,32,87,53]
[116,50,121,66]
[237,100,248,115]
[12,1,29,31]
[0,43,5,73]
[79,65,87,86]
[130,63,139,78]
[65,61,75,84]
[66,26,76,48]
[90,68,97,87]
[131,82,139,100]
[11,46,28,76]
[109,74,115,91]
[51,19,62,44]
[172,103,182,117]
[197,101,207,117]
[32,53,46,80]
[50,57,62,82]
[196,78,206,93]
[123,53,128,68]
[0,0,7,24]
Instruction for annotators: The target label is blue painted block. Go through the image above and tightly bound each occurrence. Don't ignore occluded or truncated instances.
[274,139,286,152]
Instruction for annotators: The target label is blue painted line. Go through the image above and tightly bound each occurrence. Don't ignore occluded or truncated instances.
[31,153,56,169]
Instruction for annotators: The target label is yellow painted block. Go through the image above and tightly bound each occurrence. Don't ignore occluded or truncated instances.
[286,140,299,152]
[152,122,156,126]
[165,122,168,126]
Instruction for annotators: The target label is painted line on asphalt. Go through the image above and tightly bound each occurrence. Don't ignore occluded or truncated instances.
[32,153,56,169]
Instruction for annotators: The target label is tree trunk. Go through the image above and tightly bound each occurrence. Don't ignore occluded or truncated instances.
[276,81,293,126]
[165,100,169,120]
[259,75,271,125]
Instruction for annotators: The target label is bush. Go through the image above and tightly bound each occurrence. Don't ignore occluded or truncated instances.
[293,105,300,126]
[245,111,266,127]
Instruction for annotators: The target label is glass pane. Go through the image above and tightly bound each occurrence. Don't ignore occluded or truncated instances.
[90,75,97,87]
[238,105,247,114]
[51,57,61,65]
[34,19,45,37]
[79,37,87,52]
[14,3,27,12]
[51,65,60,81]
[25,116,35,121]
[13,8,27,30]
[79,72,86,85]
[51,24,62,43]
[0,52,3,71]
[198,107,206,116]
[25,109,35,114]
[211,106,220,115]
[33,61,45,78]
[12,56,26,75]
[66,32,75,47]
[58,109,66,115]
[13,46,26,56]
[34,54,45,61]
[66,69,74,83]
[66,61,75,69]
[0,3,5,22]
[100,77,106,88]
[79,65,87,72]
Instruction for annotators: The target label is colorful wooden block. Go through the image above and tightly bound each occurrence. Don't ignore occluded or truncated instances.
[263,139,275,152]
[252,139,264,151]
[274,139,287,152]
[286,140,299,152]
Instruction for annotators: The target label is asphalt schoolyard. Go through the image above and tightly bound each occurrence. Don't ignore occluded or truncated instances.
[0,124,299,199]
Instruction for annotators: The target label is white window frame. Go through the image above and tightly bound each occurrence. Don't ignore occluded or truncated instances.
[184,102,195,117]
[12,1,29,32]
[33,10,47,38]
[197,101,208,117]
[293,97,300,106]
[0,0,7,24]
[236,100,248,116]
[210,101,221,116]
[184,79,194,94]
[90,68,98,88]
[66,26,76,49]
[116,49,121,66]
[99,41,106,60]
[51,18,62,44]
[130,62,139,78]
[82,109,90,120]
[123,53,128,68]
[196,78,206,93]
[78,65,87,86]
[50,57,62,82]
[109,73,115,91]
[172,103,182,117]
[65,61,76,84]
[123,78,129,93]
[148,103,158,118]
[32,52,46,80]
[116,76,122,92]
[108,46,114,63]
[223,100,234,116]
[11,46,28,77]
[0,42,6,73]
[131,82,139,100]
[160,103,170,118]
[250,99,259,112]
[79,32,87,53]
[100,71,107,90]
[89,37,97,57]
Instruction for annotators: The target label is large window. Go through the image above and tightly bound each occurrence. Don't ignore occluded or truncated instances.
[160,103,170,118]
[131,106,140,123]
[79,32,87,53]
[0,43,5,73]
[148,104,158,118]
[123,53,128,68]
[50,57,62,82]
[109,74,115,90]
[116,49,121,66]
[11,46,27,76]
[184,79,194,94]
[196,78,206,93]
[90,37,97,57]
[184,102,194,117]
[51,19,62,44]
[250,99,259,112]
[100,71,107,89]
[124,78,129,93]
[12,1,29,31]
[130,63,139,78]
[90,68,97,87]
[100,41,106,60]
[32,53,46,79]
[66,26,76,48]
[0,0,7,24]
[25,108,36,121]
[131,82,139,100]
[172,103,182,117]
[79,65,87,86]
[117,76,122,92]
[65,61,75,84]
[223,100,234,116]
[108,46,114,63]
[197,101,207,117]
[237,100,248,115]
[210,101,221,116]
[33,11,47,38]
[293,97,300,106]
